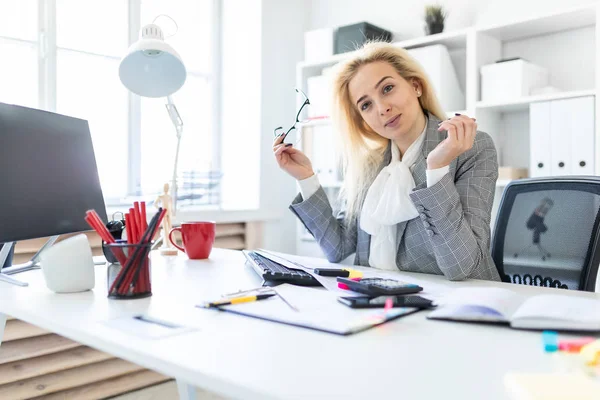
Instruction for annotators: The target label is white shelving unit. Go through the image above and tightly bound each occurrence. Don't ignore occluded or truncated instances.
[295,3,600,257]
[496,179,513,187]
[476,89,596,113]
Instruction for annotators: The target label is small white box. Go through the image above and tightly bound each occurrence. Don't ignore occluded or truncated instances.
[481,59,548,102]
[304,28,334,62]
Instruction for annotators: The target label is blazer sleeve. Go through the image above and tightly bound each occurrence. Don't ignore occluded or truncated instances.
[289,187,357,263]
[409,131,501,281]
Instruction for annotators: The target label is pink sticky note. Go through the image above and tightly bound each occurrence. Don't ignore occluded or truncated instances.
[384,298,393,312]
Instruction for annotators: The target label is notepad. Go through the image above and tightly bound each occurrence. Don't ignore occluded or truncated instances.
[504,373,600,400]
[104,314,196,339]
[203,284,419,336]
[427,287,600,331]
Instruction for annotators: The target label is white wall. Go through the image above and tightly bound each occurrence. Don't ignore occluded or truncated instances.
[308,0,597,36]
[221,0,261,210]
[502,26,596,92]
[259,0,308,252]
[257,0,597,254]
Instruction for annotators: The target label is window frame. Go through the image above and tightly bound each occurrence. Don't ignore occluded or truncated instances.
[0,0,222,207]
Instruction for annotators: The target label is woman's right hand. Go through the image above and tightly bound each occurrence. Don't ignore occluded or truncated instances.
[273,134,315,180]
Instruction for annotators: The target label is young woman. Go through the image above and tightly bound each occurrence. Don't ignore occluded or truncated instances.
[274,42,500,281]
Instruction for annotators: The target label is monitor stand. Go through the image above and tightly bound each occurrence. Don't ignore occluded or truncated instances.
[0,236,59,287]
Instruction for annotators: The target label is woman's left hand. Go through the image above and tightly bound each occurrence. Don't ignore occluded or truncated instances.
[426,114,477,170]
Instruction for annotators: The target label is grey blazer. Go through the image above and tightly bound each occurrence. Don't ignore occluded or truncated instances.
[289,112,501,281]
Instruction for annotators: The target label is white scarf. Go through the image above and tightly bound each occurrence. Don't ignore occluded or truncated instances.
[359,123,427,270]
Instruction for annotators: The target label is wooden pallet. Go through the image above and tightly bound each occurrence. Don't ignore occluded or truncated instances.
[1,221,262,399]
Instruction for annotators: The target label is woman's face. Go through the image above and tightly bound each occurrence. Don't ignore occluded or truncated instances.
[348,61,422,141]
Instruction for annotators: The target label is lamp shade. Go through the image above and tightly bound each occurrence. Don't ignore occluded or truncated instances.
[119,24,186,98]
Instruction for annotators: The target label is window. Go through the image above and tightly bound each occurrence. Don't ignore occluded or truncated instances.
[0,0,38,109]
[0,0,222,207]
[140,1,216,203]
[56,0,129,198]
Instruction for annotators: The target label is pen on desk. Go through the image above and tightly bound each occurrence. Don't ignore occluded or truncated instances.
[134,315,180,329]
[314,268,350,277]
[201,293,277,308]
[272,288,299,312]
[221,287,274,298]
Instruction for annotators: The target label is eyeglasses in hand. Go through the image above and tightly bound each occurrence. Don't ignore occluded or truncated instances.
[273,88,310,143]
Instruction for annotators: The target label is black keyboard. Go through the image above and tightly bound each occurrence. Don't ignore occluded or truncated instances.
[243,251,320,286]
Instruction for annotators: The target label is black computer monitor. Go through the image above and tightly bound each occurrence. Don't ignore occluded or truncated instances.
[0,102,108,244]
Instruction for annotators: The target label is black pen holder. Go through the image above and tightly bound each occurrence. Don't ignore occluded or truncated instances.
[103,242,153,300]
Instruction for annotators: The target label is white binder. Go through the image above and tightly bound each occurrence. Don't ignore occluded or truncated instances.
[408,45,465,112]
[306,74,332,119]
[311,125,338,186]
[529,101,552,177]
[568,96,595,175]
[549,99,574,175]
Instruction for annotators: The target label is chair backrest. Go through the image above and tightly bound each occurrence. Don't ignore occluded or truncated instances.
[491,176,600,292]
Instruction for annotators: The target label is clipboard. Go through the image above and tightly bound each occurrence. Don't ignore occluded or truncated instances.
[198,284,420,336]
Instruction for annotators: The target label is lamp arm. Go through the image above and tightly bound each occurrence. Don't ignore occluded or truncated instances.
[166,96,184,215]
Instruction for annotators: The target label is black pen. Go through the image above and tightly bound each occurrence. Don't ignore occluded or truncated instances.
[313,268,350,277]
[134,315,180,329]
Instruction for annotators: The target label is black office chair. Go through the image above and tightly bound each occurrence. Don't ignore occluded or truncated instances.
[491,176,600,292]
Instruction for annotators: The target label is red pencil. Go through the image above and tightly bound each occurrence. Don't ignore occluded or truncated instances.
[139,202,148,293]
[125,213,133,245]
[140,202,147,232]
[133,202,140,239]
[120,208,166,295]
[129,208,138,244]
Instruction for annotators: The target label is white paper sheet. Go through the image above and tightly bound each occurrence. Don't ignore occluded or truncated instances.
[212,284,417,335]
[104,314,197,339]
[254,249,362,297]
[257,249,450,300]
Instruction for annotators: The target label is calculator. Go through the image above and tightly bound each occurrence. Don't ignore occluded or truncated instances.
[336,277,423,296]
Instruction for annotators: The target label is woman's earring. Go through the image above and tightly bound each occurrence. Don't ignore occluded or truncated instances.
[416,90,421,97]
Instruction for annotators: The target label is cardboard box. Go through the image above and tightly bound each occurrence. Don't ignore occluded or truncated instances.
[481,59,548,102]
[334,22,392,54]
[498,167,529,180]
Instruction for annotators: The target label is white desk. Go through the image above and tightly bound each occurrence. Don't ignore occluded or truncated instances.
[0,249,598,400]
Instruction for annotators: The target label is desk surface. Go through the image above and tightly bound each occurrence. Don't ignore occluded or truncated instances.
[0,249,598,400]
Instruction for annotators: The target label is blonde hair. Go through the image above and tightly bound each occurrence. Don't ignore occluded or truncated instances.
[330,41,446,224]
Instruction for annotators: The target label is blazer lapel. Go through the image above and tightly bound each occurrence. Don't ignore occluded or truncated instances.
[412,157,428,190]
[398,113,449,247]
[412,112,455,189]
[421,112,446,167]
[360,112,449,264]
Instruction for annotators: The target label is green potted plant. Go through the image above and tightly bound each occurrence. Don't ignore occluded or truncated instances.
[424,5,447,35]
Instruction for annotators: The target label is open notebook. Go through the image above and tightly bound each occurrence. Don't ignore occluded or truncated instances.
[427,287,600,331]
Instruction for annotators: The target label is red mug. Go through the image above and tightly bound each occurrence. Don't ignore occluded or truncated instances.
[168,222,216,259]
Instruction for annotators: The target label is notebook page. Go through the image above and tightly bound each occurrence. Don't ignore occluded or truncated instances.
[510,295,600,331]
[428,287,523,322]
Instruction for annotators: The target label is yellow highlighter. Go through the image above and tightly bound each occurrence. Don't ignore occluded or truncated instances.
[580,339,600,366]
[347,269,363,279]
[202,293,276,308]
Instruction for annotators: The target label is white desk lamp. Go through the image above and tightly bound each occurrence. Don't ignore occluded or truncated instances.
[119,19,186,214]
